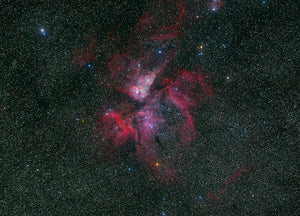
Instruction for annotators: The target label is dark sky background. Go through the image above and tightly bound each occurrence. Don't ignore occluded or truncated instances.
[1,0,298,215]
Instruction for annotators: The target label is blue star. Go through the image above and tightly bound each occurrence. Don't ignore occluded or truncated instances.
[86,62,93,69]
[158,50,163,54]
[198,195,203,200]
[198,52,204,56]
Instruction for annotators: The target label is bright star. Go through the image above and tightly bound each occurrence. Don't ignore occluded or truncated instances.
[39,27,47,36]
[86,62,92,69]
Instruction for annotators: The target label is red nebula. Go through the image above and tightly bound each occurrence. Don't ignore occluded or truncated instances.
[94,68,213,182]
[93,0,213,183]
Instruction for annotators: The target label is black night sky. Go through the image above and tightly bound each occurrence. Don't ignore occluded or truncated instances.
[1,0,298,215]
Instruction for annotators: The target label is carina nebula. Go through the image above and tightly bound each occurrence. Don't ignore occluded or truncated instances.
[93,0,213,183]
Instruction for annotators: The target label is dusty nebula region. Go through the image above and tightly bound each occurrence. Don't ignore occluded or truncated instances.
[92,0,214,183]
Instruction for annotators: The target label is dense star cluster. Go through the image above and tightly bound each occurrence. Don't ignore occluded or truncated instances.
[1,0,298,215]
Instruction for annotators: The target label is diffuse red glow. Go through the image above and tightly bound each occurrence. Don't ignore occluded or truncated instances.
[208,165,252,201]
[93,0,214,183]
[73,39,96,67]
[206,0,225,12]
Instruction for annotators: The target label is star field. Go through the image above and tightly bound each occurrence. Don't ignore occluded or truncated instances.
[0,0,298,215]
